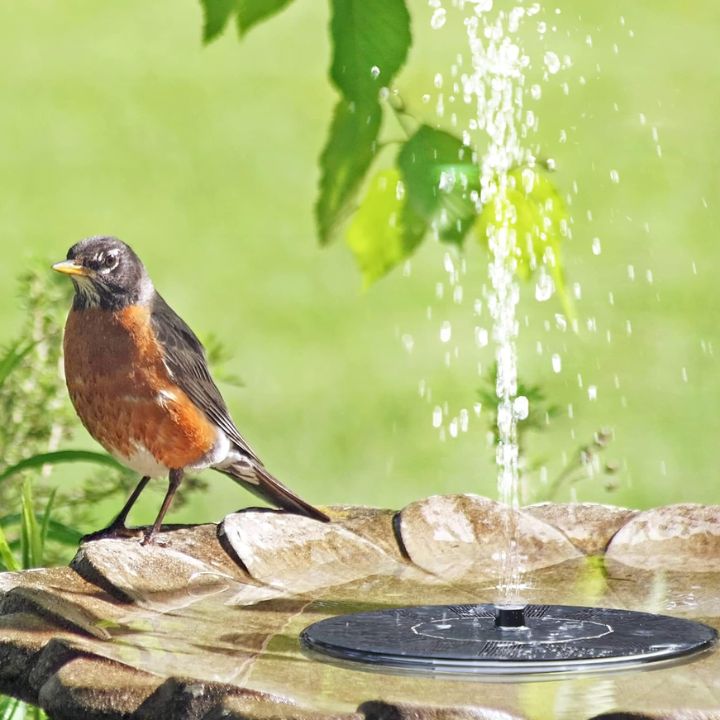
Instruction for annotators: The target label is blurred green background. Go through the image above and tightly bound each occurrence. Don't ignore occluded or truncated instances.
[0,0,718,530]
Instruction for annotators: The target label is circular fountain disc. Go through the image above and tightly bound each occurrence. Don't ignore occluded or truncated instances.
[301,604,717,675]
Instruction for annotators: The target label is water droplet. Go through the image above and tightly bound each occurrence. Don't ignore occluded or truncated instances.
[370,65,380,79]
[432,406,443,428]
[513,396,529,420]
[535,270,554,301]
[530,84,542,100]
[434,73,444,89]
[459,408,469,432]
[440,321,452,343]
[610,169,620,183]
[395,179,405,200]
[449,417,459,438]
[551,354,562,373]
[401,334,414,353]
[472,0,493,12]
[543,51,561,74]
[592,237,602,255]
[555,314,568,332]
[475,327,489,347]
[438,169,455,192]
[430,8,447,30]
[588,385,597,401]
[422,93,431,104]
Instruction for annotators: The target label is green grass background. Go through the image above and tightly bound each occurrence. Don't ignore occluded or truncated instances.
[0,0,718,529]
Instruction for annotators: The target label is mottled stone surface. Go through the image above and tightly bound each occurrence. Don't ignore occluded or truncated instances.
[221,510,401,593]
[0,495,719,720]
[606,504,720,572]
[37,655,161,720]
[524,502,637,555]
[204,694,362,720]
[399,494,582,580]
[359,701,526,719]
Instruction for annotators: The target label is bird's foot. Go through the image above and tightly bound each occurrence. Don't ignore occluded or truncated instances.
[81,523,144,544]
[140,526,169,546]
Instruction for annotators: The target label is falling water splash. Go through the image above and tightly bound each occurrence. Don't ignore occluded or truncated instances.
[468,5,533,603]
[430,0,544,601]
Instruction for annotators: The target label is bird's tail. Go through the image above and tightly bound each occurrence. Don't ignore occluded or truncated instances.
[218,460,330,523]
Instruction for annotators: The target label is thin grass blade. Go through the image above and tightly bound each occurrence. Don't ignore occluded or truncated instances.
[0,523,19,572]
[0,451,123,486]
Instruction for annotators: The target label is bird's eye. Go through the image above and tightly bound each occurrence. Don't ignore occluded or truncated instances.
[100,253,119,271]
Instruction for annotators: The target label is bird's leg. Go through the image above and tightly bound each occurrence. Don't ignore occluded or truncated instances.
[81,476,151,543]
[142,469,184,545]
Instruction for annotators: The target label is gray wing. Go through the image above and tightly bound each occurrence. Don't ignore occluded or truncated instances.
[149,293,261,464]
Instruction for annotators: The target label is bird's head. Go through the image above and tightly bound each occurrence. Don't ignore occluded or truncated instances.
[52,236,154,310]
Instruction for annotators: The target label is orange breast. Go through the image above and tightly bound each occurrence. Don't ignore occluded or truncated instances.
[63,305,217,472]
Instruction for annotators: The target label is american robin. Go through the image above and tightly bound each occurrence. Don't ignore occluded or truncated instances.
[53,236,329,543]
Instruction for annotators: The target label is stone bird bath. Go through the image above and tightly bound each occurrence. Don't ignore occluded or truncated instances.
[1,494,720,719]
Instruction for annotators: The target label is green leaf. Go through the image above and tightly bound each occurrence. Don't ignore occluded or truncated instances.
[200,0,295,43]
[237,0,296,36]
[0,450,124,486]
[21,477,41,568]
[330,0,411,103]
[316,0,411,245]
[397,126,480,244]
[44,519,84,546]
[346,168,426,286]
[40,488,58,553]
[316,99,382,245]
[0,340,36,390]
[475,166,575,320]
[0,515,83,547]
[0,696,23,720]
[200,0,236,42]
[0,523,19,572]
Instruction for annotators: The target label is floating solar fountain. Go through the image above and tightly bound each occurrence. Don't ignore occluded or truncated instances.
[302,603,717,675]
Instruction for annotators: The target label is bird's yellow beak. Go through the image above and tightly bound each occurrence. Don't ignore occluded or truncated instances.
[52,260,91,277]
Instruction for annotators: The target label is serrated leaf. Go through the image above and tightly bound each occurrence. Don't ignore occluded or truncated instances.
[237,0,296,36]
[330,0,411,103]
[316,99,382,245]
[200,0,296,43]
[397,126,480,244]
[200,0,236,43]
[475,166,575,320]
[346,168,426,287]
